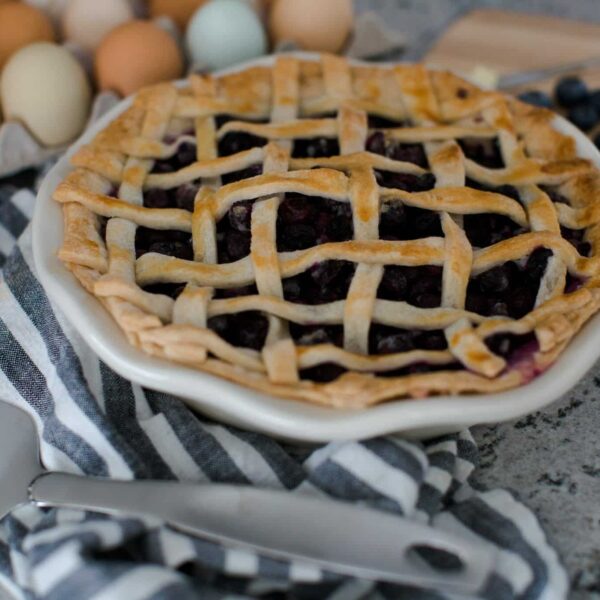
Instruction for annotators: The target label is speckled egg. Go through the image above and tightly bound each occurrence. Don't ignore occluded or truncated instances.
[186,0,267,71]
[269,0,353,53]
[62,0,134,52]
[0,3,55,70]
[1,43,91,146]
[95,20,184,97]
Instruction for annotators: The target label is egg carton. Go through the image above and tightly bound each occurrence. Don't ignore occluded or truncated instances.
[0,10,404,179]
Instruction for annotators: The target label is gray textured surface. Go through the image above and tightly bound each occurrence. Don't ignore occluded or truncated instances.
[351,1,600,598]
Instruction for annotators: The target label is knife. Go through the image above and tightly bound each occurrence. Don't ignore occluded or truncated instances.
[0,400,495,595]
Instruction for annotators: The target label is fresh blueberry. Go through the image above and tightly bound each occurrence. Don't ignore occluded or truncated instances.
[555,76,588,108]
[517,90,553,109]
[567,103,598,131]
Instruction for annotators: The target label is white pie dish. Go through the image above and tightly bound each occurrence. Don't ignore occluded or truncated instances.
[33,53,600,443]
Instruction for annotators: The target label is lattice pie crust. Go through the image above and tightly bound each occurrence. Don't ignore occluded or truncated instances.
[53,55,600,408]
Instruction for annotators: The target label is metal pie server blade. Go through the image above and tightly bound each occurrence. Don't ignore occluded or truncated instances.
[0,400,496,594]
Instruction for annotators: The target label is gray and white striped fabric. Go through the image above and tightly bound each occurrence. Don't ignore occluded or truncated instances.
[0,183,568,600]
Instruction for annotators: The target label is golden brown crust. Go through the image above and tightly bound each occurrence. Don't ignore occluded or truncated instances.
[53,55,600,409]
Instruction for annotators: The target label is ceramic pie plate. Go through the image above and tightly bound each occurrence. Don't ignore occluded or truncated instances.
[32,53,600,443]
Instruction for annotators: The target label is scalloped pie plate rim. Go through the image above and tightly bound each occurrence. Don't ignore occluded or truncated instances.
[32,53,600,442]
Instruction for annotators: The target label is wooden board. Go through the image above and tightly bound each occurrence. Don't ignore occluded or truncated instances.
[424,9,600,94]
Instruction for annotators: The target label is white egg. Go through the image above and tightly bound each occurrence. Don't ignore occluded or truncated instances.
[1,43,91,146]
[186,0,267,71]
[63,0,134,52]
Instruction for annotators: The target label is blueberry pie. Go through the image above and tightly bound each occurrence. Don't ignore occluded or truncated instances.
[53,55,600,408]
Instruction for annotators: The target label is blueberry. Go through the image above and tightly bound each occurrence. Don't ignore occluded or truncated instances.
[525,248,552,281]
[282,224,317,251]
[518,90,553,109]
[590,89,600,113]
[300,363,346,383]
[555,76,588,108]
[175,183,199,211]
[465,292,488,315]
[310,261,343,287]
[507,287,535,319]
[478,265,512,293]
[148,240,193,260]
[416,331,447,350]
[366,131,386,155]
[489,301,509,317]
[282,277,302,302]
[144,188,172,209]
[219,132,267,156]
[278,195,315,224]
[567,103,598,131]
[176,142,197,168]
[293,137,340,158]
[237,314,268,350]
[380,202,406,235]
[376,331,415,354]
[578,241,591,257]
[389,143,428,168]
[224,230,250,262]
[228,200,254,232]
[411,293,439,309]
[378,266,408,300]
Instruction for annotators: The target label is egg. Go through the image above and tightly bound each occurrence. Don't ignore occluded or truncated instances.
[186,0,267,71]
[269,0,353,53]
[1,43,91,146]
[149,0,208,30]
[95,21,184,97]
[0,3,55,70]
[62,0,134,52]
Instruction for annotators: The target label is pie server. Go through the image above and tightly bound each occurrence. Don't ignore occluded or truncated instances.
[0,400,495,595]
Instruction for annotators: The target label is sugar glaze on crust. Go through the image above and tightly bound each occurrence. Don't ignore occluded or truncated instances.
[54,54,600,408]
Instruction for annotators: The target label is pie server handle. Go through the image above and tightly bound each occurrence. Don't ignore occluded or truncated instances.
[31,472,494,594]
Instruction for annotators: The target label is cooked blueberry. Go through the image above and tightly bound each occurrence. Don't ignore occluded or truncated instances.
[214,284,258,299]
[518,90,553,109]
[525,248,552,281]
[412,292,440,309]
[207,312,268,350]
[309,261,344,287]
[389,143,428,168]
[282,277,302,302]
[378,266,408,300]
[224,230,251,262]
[416,331,447,350]
[291,325,343,347]
[218,132,267,156]
[175,142,197,168]
[222,164,263,185]
[376,331,415,354]
[365,131,386,155]
[465,292,488,315]
[228,200,254,232]
[148,240,193,260]
[144,188,173,209]
[142,283,185,299]
[405,207,442,238]
[459,138,504,169]
[379,203,405,237]
[292,137,340,158]
[367,116,406,129]
[555,76,588,108]
[489,301,509,317]
[567,103,598,131]
[278,195,316,224]
[151,160,176,174]
[282,224,317,251]
[464,213,523,247]
[507,286,536,319]
[175,183,199,211]
[478,265,513,293]
[578,241,591,257]
[485,333,536,357]
[376,172,436,192]
[300,363,346,383]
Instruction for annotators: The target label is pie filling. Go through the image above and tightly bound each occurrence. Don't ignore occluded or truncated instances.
[127,122,587,384]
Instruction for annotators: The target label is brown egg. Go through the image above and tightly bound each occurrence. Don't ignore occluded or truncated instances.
[95,21,184,97]
[269,0,353,53]
[0,3,55,70]
[148,0,208,30]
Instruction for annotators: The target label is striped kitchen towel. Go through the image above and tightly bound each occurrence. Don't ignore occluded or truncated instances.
[0,184,567,600]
